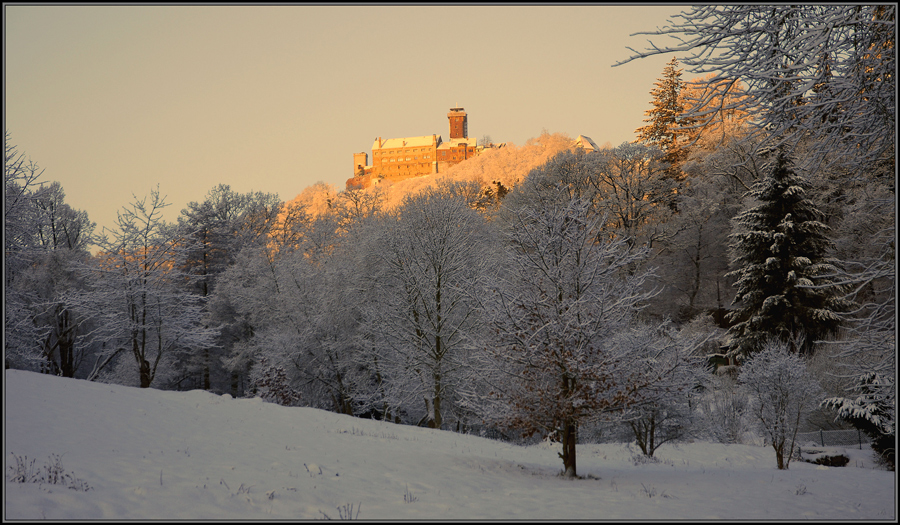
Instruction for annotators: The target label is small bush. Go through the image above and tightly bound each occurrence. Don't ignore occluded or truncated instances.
[255,358,302,407]
[639,482,670,498]
[631,449,660,466]
[403,484,418,503]
[7,453,91,491]
[812,455,849,467]
[319,502,362,520]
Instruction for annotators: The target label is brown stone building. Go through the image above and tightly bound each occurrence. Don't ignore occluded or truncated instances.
[347,107,492,190]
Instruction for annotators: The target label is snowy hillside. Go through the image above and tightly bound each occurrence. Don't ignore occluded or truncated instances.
[4,370,895,520]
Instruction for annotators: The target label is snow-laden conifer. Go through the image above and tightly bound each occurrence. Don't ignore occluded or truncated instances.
[725,147,850,357]
[635,57,691,180]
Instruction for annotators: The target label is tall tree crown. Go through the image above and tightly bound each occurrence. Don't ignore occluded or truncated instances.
[636,57,685,149]
[635,57,691,179]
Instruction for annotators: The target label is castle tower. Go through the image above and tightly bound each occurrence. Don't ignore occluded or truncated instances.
[448,107,467,139]
[353,152,368,176]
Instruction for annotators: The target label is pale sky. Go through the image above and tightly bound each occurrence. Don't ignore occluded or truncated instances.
[5,4,687,237]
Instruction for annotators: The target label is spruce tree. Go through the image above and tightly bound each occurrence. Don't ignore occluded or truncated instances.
[635,57,690,180]
[724,147,849,358]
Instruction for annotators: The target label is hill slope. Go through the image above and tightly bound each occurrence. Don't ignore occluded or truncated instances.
[4,370,895,520]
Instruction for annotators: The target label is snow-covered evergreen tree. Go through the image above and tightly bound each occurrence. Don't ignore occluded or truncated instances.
[725,147,850,357]
[822,371,895,469]
[635,57,691,179]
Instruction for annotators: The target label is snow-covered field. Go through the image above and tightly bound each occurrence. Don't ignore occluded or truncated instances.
[4,369,895,520]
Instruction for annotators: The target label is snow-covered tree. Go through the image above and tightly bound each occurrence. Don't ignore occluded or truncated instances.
[211,202,349,407]
[26,182,96,378]
[509,145,675,252]
[266,217,373,415]
[209,192,323,399]
[635,57,691,179]
[212,247,283,397]
[590,143,677,248]
[363,187,493,429]
[652,169,739,322]
[618,322,708,457]
[823,370,895,470]
[503,149,598,213]
[177,185,281,392]
[617,5,895,176]
[4,135,100,377]
[739,340,824,470]
[179,185,265,297]
[725,147,850,357]
[77,187,217,388]
[5,131,48,366]
[678,74,752,153]
[688,313,751,444]
[820,210,895,469]
[205,192,287,397]
[698,372,750,445]
[331,186,385,233]
[480,186,659,477]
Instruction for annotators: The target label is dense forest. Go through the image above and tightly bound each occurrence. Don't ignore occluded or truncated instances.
[6,6,894,475]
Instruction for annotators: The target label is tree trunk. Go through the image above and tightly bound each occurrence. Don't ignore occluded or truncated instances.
[59,336,75,378]
[139,358,152,388]
[231,371,239,398]
[424,398,434,428]
[774,440,786,470]
[58,308,76,378]
[203,348,211,391]
[688,224,704,313]
[342,394,353,416]
[433,370,442,429]
[561,420,578,477]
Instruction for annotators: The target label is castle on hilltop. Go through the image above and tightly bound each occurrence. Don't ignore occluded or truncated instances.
[347,107,501,190]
